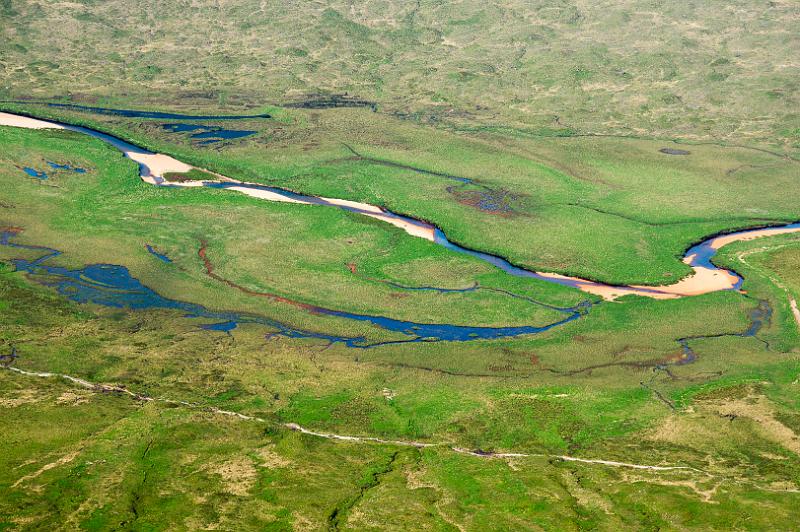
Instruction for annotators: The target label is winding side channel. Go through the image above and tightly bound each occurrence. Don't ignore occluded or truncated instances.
[2,111,799,304]
[0,227,585,347]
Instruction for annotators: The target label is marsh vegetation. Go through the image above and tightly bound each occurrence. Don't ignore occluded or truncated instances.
[1,1,800,529]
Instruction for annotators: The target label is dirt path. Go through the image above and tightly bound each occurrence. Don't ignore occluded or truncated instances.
[2,364,704,473]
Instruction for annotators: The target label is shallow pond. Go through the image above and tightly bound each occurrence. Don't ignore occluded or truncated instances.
[37,102,272,120]
[162,123,257,144]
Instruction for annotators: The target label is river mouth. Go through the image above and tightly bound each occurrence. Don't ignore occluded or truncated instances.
[2,110,800,303]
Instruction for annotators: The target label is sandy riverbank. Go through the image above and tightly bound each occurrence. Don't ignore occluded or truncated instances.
[3,110,798,300]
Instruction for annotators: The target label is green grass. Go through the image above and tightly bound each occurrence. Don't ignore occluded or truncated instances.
[162,168,217,182]
[3,102,799,285]
[2,123,800,529]
[1,1,798,157]
[2,7,800,525]
[0,125,582,334]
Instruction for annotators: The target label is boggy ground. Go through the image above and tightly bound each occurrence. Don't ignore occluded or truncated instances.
[1,117,800,529]
[3,101,799,287]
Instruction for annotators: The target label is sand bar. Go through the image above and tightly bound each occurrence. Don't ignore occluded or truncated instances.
[3,110,798,300]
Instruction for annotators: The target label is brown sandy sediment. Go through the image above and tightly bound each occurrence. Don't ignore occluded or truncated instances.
[0,112,193,179]
[533,230,800,301]
[709,227,800,249]
[0,112,66,131]
[3,110,798,300]
[791,299,800,327]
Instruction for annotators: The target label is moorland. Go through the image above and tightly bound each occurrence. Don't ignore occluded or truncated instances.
[1,1,800,530]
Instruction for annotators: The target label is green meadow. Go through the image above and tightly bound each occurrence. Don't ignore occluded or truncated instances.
[2,0,800,529]
[1,111,800,530]
[4,101,799,286]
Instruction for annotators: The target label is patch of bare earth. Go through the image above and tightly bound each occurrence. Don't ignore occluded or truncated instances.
[55,390,91,405]
[0,389,42,408]
[12,450,81,490]
[712,395,800,455]
[204,456,258,496]
[405,467,466,532]
[256,445,291,469]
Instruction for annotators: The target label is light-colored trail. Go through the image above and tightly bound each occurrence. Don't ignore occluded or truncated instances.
[2,363,701,473]
[2,111,800,300]
[791,299,800,327]
[4,366,265,422]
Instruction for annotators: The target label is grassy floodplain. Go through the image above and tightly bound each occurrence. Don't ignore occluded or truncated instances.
[2,0,800,528]
[1,110,800,529]
[3,101,799,286]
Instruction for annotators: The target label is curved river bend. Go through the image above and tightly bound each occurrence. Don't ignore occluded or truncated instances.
[1,110,799,345]
[1,227,585,348]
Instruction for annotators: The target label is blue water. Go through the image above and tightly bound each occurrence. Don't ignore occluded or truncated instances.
[743,299,772,338]
[202,184,543,279]
[1,231,365,346]
[47,161,86,173]
[660,148,690,156]
[23,167,48,180]
[477,190,514,213]
[145,244,172,263]
[1,230,585,348]
[199,320,238,333]
[203,181,782,298]
[23,162,87,181]
[38,102,272,120]
[684,241,722,270]
[10,110,792,305]
[433,228,584,287]
[162,123,257,144]
[684,223,800,291]
[318,307,580,345]
[677,299,772,364]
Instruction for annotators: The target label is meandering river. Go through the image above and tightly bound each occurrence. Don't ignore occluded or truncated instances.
[2,110,799,305]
